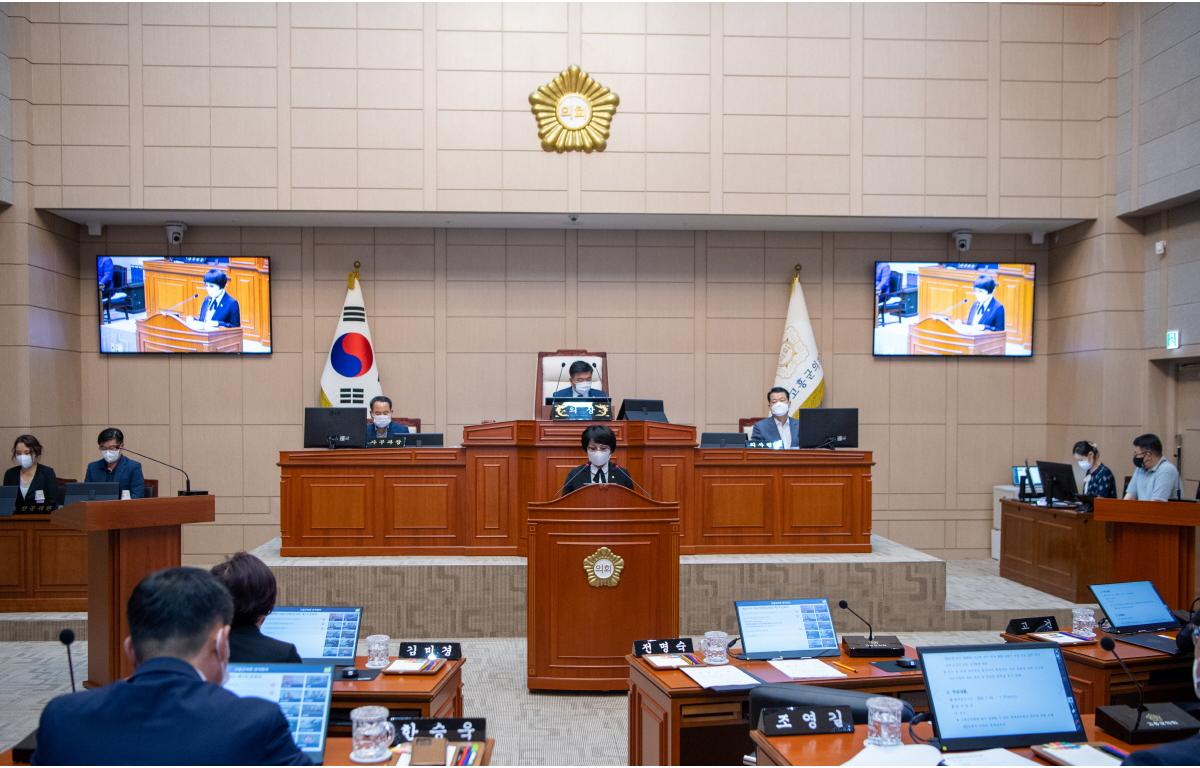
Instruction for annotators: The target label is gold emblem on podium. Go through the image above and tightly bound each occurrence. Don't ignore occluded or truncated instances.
[583,547,624,588]
[529,65,619,153]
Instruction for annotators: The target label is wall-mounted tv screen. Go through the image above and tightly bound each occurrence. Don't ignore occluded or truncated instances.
[98,256,272,355]
[872,262,1034,357]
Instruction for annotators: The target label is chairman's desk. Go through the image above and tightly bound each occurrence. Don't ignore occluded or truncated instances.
[328,656,464,735]
[627,647,924,766]
[0,514,87,611]
[279,420,873,556]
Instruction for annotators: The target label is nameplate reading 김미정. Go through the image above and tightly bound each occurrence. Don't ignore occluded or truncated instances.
[760,706,855,736]
[1006,616,1059,635]
[396,642,463,660]
[633,638,695,657]
[395,718,487,744]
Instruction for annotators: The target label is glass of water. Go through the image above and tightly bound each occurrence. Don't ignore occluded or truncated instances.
[349,705,395,764]
[702,630,729,665]
[1072,607,1097,638]
[865,696,904,746]
[364,634,391,669]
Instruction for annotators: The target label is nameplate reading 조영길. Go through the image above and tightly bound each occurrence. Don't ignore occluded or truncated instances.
[760,706,855,736]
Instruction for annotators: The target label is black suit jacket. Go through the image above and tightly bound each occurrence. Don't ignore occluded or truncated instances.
[2,464,59,509]
[228,622,303,664]
[1123,732,1200,765]
[561,463,634,496]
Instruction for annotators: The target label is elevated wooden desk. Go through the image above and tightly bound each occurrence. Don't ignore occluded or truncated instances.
[628,647,925,766]
[1092,498,1200,609]
[752,715,1148,766]
[323,737,493,766]
[328,655,464,735]
[0,514,87,611]
[907,317,1006,355]
[1002,628,1194,713]
[999,499,1112,602]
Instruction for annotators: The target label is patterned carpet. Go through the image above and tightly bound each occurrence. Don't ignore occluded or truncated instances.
[0,632,1004,764]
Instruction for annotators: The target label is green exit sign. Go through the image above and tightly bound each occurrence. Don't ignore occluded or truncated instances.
[1165,329,1180,350]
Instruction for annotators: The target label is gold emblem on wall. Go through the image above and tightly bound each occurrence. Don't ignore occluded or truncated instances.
[583,546,624,588]
[529,65,619,153]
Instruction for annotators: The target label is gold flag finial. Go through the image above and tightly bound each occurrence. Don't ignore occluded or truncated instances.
[348,261,361,289]
[794,263,802,273]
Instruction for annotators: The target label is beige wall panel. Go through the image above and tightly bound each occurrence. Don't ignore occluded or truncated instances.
[1001,3,1064,43]
[646,35,710,75]
[864,117,924,157]
[61,23,129,66]
[1001,42,1064,82]
[142,24,208,67]
[787,77,850,116]
[290,2,355,29]
[864,79,925,118]
[864,2,925,40]
[889,424,948,494]
[788,38,850,78]
[211,108,276,147]
[358,29,423,70]
[62,146,130,186]
[724,36,787,78]
[864,40,925,79]
[502,3,570,33]
[143,106,211,147]
[62,64,130,105]
[212,67,276,107]
[926,3,989,41]
[359,110,423,150]
[291,69,356,109]
[723,76,786,116]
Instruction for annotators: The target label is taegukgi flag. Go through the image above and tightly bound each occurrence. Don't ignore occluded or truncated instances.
[319,265,383,407]
[773,274,824,413]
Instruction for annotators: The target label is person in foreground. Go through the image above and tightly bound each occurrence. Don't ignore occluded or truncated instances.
[1073,440,1116,499]
[3,434,59,510]
[33,567,310,766]
[750,387,800,448]
[1124,433,1181,502]
[84,427,145,499]
[561,425,633,495]
[1123,629,1200,765]
[212,551,302,664]
[552,359,608,399]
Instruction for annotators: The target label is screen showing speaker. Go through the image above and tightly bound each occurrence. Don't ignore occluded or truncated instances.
[872,262,1035,357]
[97,256,272,355]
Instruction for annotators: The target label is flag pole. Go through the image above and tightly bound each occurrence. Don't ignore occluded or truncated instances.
[348,260,361,289]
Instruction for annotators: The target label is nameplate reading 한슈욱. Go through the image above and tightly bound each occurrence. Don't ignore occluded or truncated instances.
[760,706,855,736]
[633,638,695,656]
[395,718,487,744]
[397,642,463,660]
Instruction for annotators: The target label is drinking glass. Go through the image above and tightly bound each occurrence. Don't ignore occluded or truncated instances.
[349,705,395,764]
[1072,607,1097,638]
[365,634,391,669]
[865,696,904,746]
[702,630,729,665]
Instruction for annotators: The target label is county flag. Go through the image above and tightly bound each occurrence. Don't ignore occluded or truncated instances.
[773,274,824,413]
[319,269,382,407]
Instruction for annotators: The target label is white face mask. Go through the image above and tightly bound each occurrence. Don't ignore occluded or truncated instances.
[372,414,392,429]
[15,454,34,469]
[1077,459,1092,471]
[770,401,790,417]
[102,449,120,464]
[205,285,221,298]
[573,380,591,395]
[587,448,610,468]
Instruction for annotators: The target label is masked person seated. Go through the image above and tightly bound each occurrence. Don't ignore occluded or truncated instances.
[750,387,800,448]
[33,567,311,766]
[1124,433,1181,502]
[552,360,609,399]
[84,427,145,499]
[365,395,410,444]
[560,425,634,495]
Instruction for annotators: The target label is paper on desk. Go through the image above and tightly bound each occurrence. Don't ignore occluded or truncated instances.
[768,658,847,679]
[842,744,942,766]
[393,744,458,766]
[680,664,759,688]
[940,748,1038,766]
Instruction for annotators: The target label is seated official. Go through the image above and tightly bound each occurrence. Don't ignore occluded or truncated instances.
[33,567,310,766]
[212,552,302,664]
[1125,433,1181,502]
[365,395,410,443]
[750,387,800,448]
[965,275,1006,332]
[196,268,241,328]
[552,359,609,399]
[1123,631,1200,765]
[3,434,59,510]
[561,425,634,495]
[1073,440,1116,498]
[84,427,145,499]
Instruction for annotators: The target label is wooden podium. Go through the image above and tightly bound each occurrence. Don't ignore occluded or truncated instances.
[907,317,1006,355]
[526,484,680,692]
[136,312,243,353]
[1092,498,1200,608]
[52,495,216,686]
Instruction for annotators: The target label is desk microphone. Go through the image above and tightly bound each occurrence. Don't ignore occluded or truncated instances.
[59,629,76,693]
[933,297,971,318]
[120,447,207,496]
[1096,636,1200,742]
[551,361,567,400]
[163,293,200,313]
[837,600,904,657]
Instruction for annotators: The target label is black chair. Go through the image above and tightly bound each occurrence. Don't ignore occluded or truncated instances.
[748,684,916,730]
[876,273,905,326]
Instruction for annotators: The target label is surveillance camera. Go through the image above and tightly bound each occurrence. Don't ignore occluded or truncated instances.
[165,222,187,245]
[568,214,579,223]
[952,231,973,253]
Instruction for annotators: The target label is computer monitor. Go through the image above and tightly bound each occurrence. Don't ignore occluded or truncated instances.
[0,487,16,517]
[1012,465,1042,492]
[700,432,748,448]
[919,643,1086,751]
[259,606,364,667]
[1035,461,1078,504]
[303,407,367,449]
[617,399,668,423]
[798,408,858,449]
[734,598,841,660]
[61,482,120,506]
[1089,581,1182,634]
[224,663,334,764]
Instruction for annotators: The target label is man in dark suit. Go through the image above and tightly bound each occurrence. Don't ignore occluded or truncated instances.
[211,552,302,664]
[965,275,1005,332]
[365,395,411,444]
[552,360,609,399]
[197,268,241,328]
[84,427,145,499]
[33,567,310,765]
[561,425,634,495]
[750,387,800,448]
[1123,630,1200,765]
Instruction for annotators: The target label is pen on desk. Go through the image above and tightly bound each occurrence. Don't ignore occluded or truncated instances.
[830,661,856,674]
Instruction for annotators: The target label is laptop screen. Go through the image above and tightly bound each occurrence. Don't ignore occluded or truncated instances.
[1090,581,1180,632]
[734,599,840,659]
[260,606,363,666]
[920,643,1085,751]
[224,663,333,764]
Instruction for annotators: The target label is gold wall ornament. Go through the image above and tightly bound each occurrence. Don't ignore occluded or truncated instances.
[583,546,625,587]
[529,65,619,153]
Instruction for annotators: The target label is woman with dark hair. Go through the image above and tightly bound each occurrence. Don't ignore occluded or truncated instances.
[1072,440,1116,499]
[196,267,241,328]
[3,435,59,511]
[211,552,301,664]
[560,425,634,495]
[966,275,1006,332]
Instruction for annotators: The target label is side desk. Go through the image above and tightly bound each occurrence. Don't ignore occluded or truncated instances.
[0,514,87,611]
[328,656,465,735]
[998,499,1111,602]
[627,648,925,766]
[1002,630,1193,713]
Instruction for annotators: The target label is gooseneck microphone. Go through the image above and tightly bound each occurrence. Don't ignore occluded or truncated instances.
[1094,637,1199,742]
[119,447,206,496]
[163,292,200,313]
[934,297,971,318]
[1100,637,1144,726]
[59,629,77,693]
[838,600,874,641]
[837,600,905,657]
